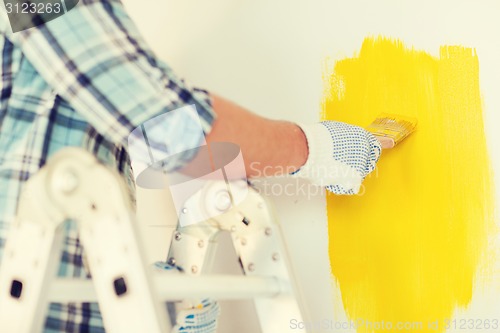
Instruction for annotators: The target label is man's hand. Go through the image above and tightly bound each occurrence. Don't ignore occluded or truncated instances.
[204,94,381,194]
[292,121,382,195]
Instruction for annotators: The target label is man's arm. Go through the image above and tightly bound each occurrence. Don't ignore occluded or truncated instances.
[207,94,308,177]
[0,0,381,193]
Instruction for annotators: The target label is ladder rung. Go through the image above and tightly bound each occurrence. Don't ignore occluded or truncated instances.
[48,274,288,303]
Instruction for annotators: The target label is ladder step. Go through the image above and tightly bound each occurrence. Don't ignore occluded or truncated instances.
[48,274,288,302]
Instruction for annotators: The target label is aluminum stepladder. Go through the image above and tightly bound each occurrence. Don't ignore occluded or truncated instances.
[166,177,308,333]
[0,148,308,333]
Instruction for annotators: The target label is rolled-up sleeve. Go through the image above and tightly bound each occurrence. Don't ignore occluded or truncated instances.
[2,0,216,169]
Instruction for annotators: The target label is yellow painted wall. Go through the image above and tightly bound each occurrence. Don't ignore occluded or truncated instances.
[323,37,495,332]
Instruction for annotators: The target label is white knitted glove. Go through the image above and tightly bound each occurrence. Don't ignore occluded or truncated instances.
[172,298,220,333]
[292,121,382,195]
[153,262,220,333]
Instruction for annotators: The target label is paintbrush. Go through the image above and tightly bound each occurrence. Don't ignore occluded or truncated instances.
[367,113,418,149]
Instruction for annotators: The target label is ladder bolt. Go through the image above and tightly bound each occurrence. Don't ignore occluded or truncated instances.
[214,191,231,211]
[55,169,79,194]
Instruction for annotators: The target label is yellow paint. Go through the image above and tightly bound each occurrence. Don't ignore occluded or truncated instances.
[323,37,494,332]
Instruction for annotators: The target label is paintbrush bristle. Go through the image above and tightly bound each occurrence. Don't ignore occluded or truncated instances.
[367,113,417,147]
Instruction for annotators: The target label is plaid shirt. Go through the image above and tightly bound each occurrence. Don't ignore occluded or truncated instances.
[0,0,215,331]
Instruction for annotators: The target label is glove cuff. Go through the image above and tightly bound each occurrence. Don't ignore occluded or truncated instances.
[292,123,364,193]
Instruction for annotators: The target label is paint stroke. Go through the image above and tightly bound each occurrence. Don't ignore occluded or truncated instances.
[323,37,494,332]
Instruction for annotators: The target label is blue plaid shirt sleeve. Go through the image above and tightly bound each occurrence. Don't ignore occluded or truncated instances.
[1,0,216,169]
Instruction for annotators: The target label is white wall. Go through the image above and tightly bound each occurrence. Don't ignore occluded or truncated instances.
[122,1,500,332]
